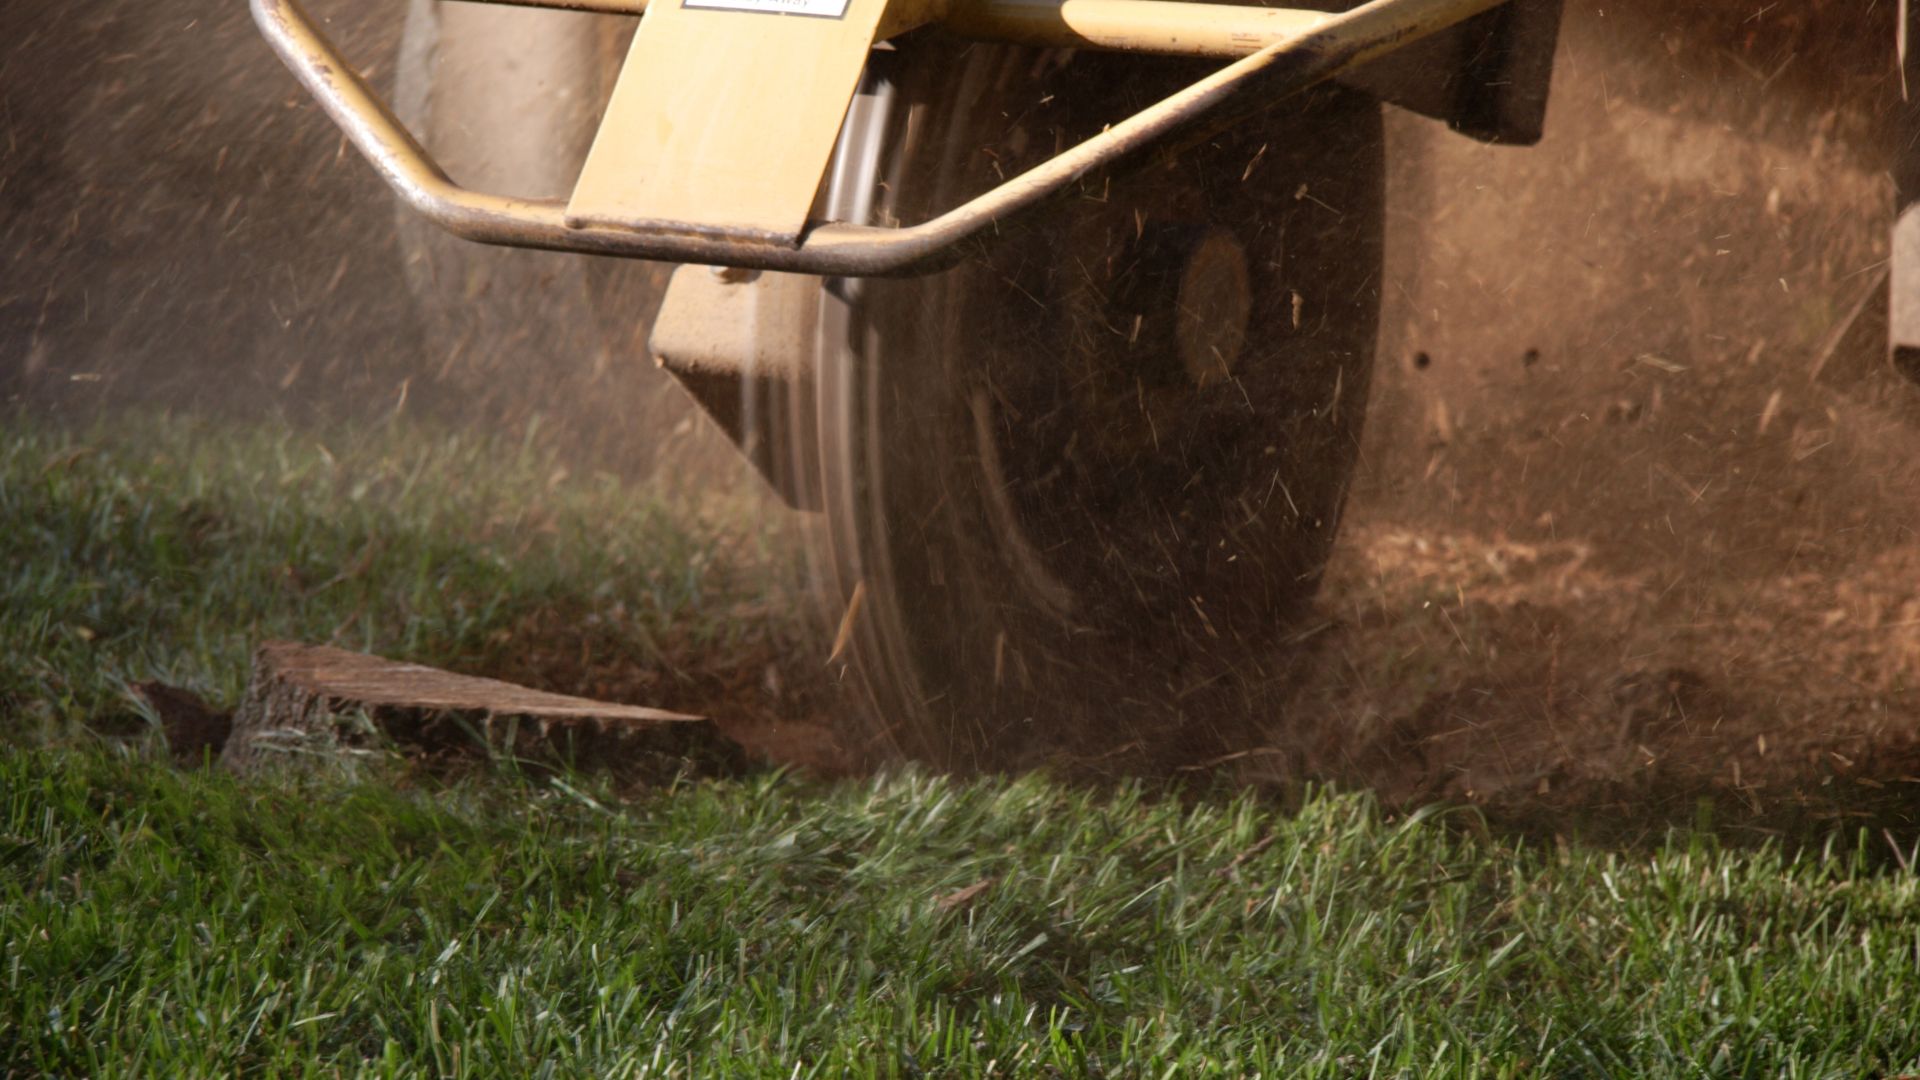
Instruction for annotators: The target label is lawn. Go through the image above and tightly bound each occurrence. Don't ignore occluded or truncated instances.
[5,415,1920,1076]
[0,415,786,739]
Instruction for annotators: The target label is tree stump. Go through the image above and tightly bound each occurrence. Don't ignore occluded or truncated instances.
[223,641,708,778]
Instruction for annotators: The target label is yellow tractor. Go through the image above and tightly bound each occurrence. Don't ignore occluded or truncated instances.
[254,0,1568,769]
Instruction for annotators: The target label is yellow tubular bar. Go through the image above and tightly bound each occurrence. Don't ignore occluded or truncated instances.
[455,0,648,10]
[452,0,1330,58]
[948,0,1331,57]
[254,0,1509,274]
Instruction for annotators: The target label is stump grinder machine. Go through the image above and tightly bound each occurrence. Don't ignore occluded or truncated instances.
[254,0,1718,770]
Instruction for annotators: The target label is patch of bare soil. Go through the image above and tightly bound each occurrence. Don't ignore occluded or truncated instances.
[1238,5,1920,844]
[452,591,862,782]
[1264,523,1920,841]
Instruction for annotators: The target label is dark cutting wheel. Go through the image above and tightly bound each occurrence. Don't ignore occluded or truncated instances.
[804,39,1385,773]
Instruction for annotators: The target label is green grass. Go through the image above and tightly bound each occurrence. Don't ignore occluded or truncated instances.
[0,413,784,736]
[6,413,1920,1076]
[8,749,1920,1076]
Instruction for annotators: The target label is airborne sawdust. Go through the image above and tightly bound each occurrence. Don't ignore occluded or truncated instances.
[10,0,1920,837]
[1232,2,1920,840]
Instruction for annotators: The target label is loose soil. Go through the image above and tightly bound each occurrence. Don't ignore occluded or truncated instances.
[1241,4,1920,842]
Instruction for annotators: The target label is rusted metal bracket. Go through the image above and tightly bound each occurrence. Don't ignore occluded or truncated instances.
[253,0,1515,276]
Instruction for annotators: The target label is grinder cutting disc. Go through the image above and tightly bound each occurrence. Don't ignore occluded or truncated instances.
[794,38,1386,774]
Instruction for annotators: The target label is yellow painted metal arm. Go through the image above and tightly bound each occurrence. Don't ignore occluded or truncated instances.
[254,0,1510,275]
[454,0,1331,58]
[565,0,901,243]
[946,0,1330,57]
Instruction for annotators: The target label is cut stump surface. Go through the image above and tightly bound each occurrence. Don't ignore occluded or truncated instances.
[224,641,704,775]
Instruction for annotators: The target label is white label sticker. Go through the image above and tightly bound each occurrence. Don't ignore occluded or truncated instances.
[683,0,851,17]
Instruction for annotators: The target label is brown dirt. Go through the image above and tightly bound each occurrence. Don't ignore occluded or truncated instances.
[446,580,864,780]
[132,681,233,767]
[1233,5,1920,843]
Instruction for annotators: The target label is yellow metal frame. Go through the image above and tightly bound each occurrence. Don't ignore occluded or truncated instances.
[566,0,903,242]
[252,0,1511,274]
[459,0,1335,57]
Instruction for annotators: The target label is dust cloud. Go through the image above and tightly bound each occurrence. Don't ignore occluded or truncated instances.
[1254,3,1920,841]
[8,0,1920,835]
[0,0,724,485]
